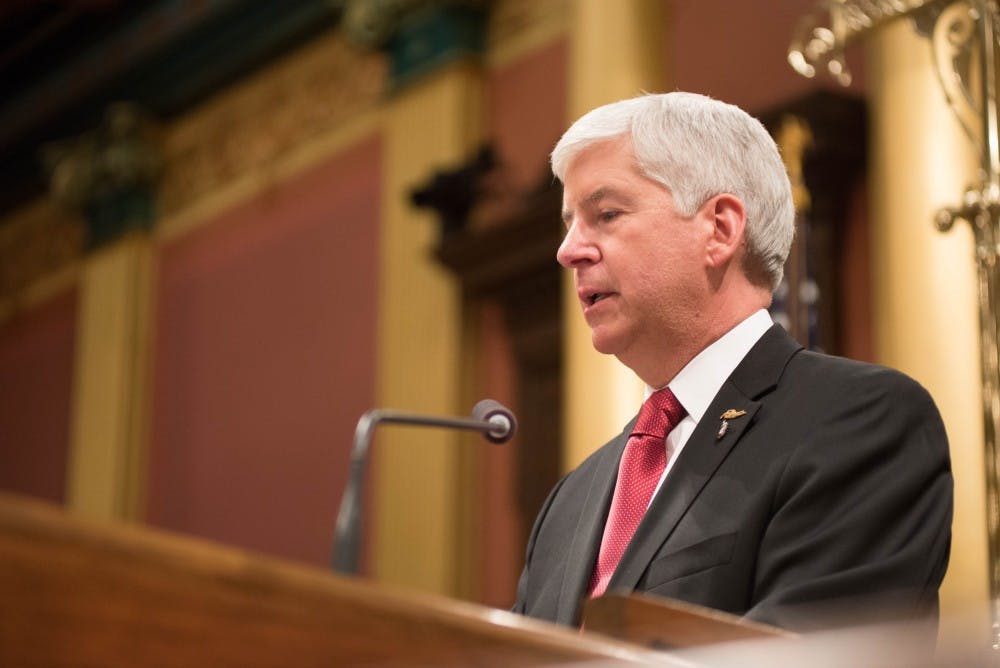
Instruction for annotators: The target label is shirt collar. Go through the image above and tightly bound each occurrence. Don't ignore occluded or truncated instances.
[647,309,773,423]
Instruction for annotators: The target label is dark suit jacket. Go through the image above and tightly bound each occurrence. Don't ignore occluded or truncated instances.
[513,325,953,630]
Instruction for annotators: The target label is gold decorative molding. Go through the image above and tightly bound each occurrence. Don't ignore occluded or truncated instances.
[0,201,84,322]
[160,30,386,219]
[486,0,570,68]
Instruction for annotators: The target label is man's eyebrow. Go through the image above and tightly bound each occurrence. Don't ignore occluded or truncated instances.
[586,187,612,205]
[562,187,616,223]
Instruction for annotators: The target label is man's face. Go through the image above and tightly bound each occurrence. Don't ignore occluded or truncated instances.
[557,137,710,372]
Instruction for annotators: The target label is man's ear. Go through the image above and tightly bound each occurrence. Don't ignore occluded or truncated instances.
[703,193,747,268]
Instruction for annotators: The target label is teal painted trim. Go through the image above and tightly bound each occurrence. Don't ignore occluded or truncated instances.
[386,5,487,91]
[84,187,157,251]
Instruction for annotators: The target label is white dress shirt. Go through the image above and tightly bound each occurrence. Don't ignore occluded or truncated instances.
[648,309,773,499]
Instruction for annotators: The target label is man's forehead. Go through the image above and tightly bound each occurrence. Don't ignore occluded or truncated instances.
[563,185,624,206]
[563,135,634,171]
[559,139,659,198]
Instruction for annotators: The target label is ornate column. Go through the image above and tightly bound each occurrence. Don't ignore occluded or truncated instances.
[869,18,987,643]
[562,0,666,471]
[44,103,162,520]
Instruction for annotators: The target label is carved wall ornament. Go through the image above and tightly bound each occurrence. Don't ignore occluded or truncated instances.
[789,0,939,85]
[411,146,500,238]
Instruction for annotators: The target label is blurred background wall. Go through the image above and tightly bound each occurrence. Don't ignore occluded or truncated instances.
[0,0,986,646]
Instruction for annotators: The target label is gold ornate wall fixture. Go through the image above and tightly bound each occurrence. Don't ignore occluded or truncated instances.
[792,0,1000,646]
[789,0,937,85]
[160,32,386,218]
[931,2,1000,647]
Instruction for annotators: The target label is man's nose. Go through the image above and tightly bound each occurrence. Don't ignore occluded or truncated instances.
[557,223,599,268]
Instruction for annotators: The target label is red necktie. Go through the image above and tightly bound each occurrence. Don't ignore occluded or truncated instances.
[589,388,686,598]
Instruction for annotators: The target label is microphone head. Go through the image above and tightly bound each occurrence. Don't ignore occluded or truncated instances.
[471,399,517,444]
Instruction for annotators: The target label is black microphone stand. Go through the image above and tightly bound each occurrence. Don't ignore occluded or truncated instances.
[332,400,515,575]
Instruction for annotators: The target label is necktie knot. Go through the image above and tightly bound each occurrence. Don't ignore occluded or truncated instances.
[632,388,685,439]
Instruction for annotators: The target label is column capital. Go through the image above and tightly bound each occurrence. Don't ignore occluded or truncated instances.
[43,103,162,251]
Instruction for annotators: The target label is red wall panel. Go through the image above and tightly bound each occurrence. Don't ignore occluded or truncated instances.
[148,137,380,567]
[0,288,76,503]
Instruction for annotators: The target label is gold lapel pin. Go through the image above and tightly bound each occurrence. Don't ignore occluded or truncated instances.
[717,409,748,440]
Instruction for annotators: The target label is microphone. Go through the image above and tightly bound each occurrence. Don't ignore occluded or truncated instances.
[470,398,517,444]
[332,399,517,575]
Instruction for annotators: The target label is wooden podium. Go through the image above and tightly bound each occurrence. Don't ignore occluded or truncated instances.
[3,494,967,667]
[583,592,794,650]
[0,493,678,667]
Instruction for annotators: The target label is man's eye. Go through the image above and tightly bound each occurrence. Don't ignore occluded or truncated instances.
[598,210,620,222]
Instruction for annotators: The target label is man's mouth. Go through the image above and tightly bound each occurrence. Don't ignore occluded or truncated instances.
[586,292,611,306]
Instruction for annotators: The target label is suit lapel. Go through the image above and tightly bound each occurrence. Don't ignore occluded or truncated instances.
[608,383,759,591]
[607,325,802,592]
[554,424,631,624]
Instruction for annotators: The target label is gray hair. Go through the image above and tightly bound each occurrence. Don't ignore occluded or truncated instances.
[551,92,794,290]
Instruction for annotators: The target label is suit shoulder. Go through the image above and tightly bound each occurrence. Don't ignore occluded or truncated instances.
[775,349,948,463]
[788,349,936,406]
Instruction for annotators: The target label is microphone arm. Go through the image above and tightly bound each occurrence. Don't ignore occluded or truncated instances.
[332,399,516,575]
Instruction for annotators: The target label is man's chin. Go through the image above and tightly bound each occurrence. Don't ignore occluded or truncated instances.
[589,330,626,356]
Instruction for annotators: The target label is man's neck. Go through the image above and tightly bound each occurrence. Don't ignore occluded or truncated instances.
[624,298,769,388]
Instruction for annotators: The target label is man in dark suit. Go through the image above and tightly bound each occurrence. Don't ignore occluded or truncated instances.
[513,92,952,631]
